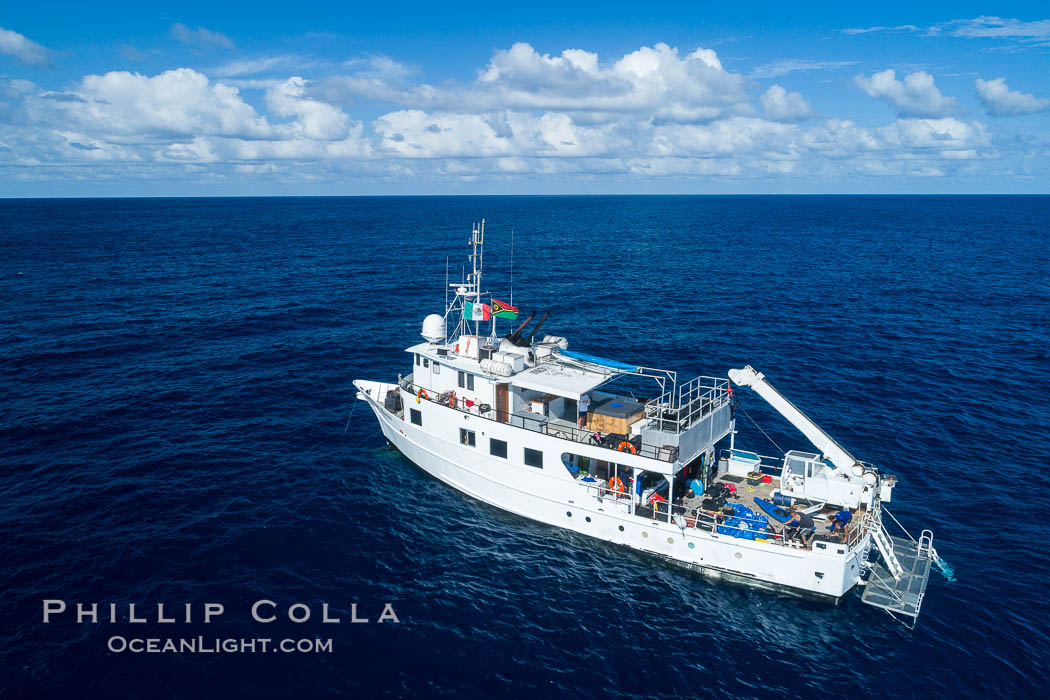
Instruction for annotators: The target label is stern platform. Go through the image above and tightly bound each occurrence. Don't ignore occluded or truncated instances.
[861,529,935,623]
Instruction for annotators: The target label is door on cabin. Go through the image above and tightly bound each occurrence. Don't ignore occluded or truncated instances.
[496,383,509,422]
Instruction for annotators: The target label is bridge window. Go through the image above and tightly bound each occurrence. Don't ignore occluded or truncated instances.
[460,428,476,447]
[458,372,474,390]
[410,409,422,426]
[524,448,543,469]
[490,438,507,458]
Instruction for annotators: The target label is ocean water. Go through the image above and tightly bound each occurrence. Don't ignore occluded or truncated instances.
[1,195,1048,698]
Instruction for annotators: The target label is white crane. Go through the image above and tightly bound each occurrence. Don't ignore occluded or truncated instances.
[727,365,859,474]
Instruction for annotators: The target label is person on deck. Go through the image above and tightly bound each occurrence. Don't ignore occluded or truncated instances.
[687,477,705,498]
[578,393,590,428]
[784,508,816,547]
[828,510,852,542]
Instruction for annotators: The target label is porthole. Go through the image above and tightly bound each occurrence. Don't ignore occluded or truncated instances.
[667,537,674,544]
[585,516,591,523]
[642,532,649,538]
[688,542,695,549]
[566,511,572,517]
[734,552,742,559]
[618,526,624,532]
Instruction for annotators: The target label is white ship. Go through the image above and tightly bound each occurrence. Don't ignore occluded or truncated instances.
[355,221,944,625]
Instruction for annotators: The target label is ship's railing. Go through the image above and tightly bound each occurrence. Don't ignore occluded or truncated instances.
[715,450,873,549]
[668,503,868,549]
[398,376,678,463]
[645,376,731,434]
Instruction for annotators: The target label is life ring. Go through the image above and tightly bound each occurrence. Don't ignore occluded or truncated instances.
[617,441,637,454]
[608,476,625,494]
[416,389,429,403]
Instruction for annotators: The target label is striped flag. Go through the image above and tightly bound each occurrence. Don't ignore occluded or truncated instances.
[491,298,518,319]
[464,301,490,321]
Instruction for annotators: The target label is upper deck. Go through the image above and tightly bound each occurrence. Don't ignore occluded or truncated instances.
[405,335,733,469]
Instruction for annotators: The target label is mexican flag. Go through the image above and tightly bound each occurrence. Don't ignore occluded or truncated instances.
[491,298,519,319]
[464,301,491,321]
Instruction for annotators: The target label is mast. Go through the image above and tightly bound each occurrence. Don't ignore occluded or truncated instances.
[449,220,486,340]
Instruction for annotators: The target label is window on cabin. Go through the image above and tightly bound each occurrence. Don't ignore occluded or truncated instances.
[524,448,543,469]
[415,354,420,366]
[410,409,422,426]
[460,428,476,447]
[423,358,429,368]
[433,362,440,374]
[467,374,474,390]
[490,438,507,458]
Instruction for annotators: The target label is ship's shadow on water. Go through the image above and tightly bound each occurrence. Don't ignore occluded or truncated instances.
[0,195,1046,698]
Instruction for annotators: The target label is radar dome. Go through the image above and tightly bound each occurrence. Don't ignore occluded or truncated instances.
[421,314,444,343]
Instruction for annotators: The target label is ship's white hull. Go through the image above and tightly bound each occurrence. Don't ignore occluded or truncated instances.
[356,379,868,602]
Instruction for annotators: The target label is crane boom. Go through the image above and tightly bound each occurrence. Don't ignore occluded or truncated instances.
[728,365,858,473]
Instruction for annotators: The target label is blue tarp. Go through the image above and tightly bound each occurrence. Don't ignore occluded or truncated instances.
[558,348,639,372]
[717,504,770,541]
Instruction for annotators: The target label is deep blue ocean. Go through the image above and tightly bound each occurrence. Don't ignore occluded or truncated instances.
[2,195,1048,698]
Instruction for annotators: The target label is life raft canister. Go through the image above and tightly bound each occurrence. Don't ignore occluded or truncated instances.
[617,441,637,454]
[416,388,429,403]
[609,476,625,494]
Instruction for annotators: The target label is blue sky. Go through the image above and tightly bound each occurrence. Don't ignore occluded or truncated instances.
[2,2,1049,195]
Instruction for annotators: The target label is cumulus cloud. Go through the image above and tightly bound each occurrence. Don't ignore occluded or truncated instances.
[0,26,50,66]
[266,77,352,139]
[975,77,1050,116]
[53,69,274,139]
[170,23,234,50]
[853,70,960,117]
[761,86,813,122]
[4,69,370,169]
[0,41,1016,188]
[328,42,751,122]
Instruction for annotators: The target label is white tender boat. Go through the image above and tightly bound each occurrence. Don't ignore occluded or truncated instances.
[355,221,942,625]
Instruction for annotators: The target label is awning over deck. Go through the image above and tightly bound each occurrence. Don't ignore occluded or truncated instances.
[512,363,608,401]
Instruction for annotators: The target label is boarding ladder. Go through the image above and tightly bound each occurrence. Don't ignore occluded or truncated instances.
[860,507,935,624]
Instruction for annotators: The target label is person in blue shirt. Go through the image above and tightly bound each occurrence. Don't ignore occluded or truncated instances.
[687,477,705,498]
[828,510,852,542]
[577,393,590,428]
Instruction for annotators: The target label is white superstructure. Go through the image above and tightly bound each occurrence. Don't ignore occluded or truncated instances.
[355,221,940,623]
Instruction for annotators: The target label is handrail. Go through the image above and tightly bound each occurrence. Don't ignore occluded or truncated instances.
[645,376,731,434]
[400,376,679,462]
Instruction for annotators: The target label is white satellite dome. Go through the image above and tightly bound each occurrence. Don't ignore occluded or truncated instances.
[421,314,444,343]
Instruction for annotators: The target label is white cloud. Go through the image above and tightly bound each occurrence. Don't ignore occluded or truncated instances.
[266,77,352,140]
[750,59,857,78]
[0,26,50,66]
[210,56,302,78]
[170,23,234,50]
[933,16,1050,40]
[329,42,751,122]
[975,77,1050,116]
[56,69,274,139]
[842,25,919,36]
[853,70,959,117]
[0,41,1021,188]
[761,85,813,122]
